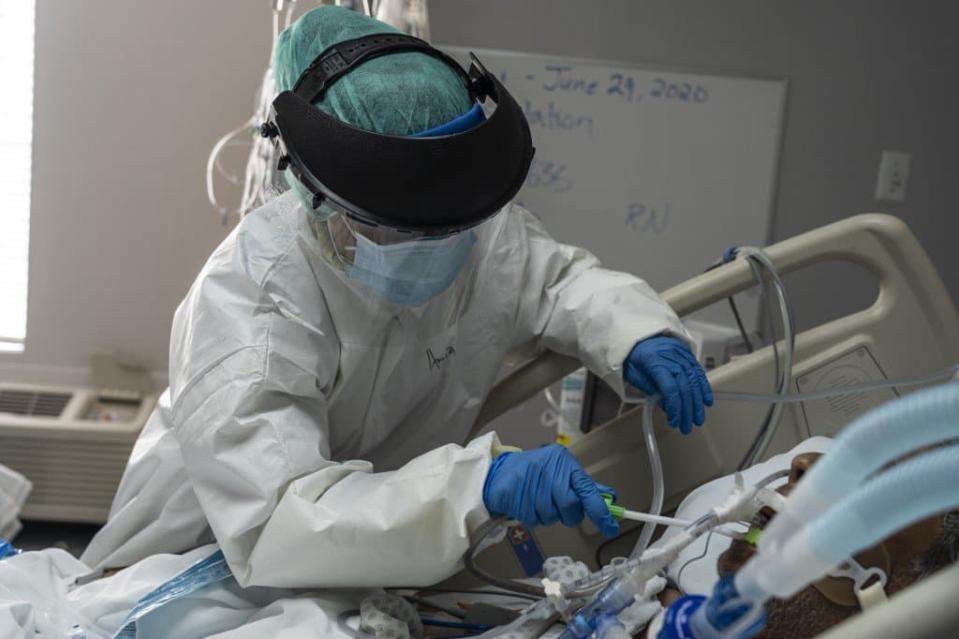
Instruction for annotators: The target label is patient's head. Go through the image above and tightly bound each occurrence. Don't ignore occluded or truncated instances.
[716,452,958,639]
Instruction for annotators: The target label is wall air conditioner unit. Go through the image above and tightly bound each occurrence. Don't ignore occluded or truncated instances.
[0,383,156,523]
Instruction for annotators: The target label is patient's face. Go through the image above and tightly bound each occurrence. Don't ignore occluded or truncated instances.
[715,452,953,639]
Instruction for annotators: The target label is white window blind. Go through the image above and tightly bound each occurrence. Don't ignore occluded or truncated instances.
[0,0,36,352]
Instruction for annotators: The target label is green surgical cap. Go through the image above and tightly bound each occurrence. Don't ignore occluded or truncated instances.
[272,5,472,136]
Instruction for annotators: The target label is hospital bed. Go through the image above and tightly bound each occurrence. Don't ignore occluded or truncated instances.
[456,213,959,637]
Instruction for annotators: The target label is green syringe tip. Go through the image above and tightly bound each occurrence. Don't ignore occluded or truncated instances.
[602,493,625,519]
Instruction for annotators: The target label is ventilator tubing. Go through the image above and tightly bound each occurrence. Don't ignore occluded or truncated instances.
[737,443,959,602]
[758,382,959,555]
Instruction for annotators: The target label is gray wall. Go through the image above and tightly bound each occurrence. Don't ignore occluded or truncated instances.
[431,0,959,330]
[2,1,956,385]
[0,0,270,382]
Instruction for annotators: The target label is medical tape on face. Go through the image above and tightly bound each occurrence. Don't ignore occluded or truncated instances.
[111,549,233,639]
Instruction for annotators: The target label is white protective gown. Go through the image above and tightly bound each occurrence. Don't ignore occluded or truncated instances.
[81,191,689,589]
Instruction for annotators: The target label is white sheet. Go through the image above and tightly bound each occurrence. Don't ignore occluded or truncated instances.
[0,543,371,638]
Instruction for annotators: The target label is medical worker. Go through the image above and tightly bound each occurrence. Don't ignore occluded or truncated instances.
[81,7,711,588]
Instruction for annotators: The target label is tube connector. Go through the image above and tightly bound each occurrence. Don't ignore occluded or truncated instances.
[711,473,760,524]
[603,494,626,520]
[559,577,642,639]
[542,577,572,618]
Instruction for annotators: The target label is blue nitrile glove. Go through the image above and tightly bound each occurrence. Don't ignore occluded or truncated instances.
[624,336,714,434]
[482,444,620,538]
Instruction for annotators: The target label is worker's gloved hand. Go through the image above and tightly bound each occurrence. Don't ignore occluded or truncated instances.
[483,444,620,538]
[624,336,714,435]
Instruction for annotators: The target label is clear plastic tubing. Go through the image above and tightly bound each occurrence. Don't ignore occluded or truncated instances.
[737,443,959,601]
[736,247,795,468]
[760,380,959,554]
[632,399,663,558]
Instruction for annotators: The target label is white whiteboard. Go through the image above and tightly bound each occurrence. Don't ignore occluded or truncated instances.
[446,47,787,328]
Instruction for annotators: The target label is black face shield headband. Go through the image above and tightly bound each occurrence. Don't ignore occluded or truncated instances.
[261,33,535,236]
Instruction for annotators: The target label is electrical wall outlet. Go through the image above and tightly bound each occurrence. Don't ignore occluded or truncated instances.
[875,150,911,202]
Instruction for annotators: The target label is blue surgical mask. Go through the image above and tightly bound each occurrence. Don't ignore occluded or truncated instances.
[347,231,477,306]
